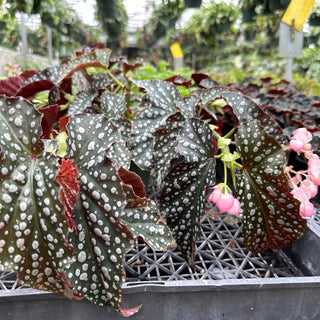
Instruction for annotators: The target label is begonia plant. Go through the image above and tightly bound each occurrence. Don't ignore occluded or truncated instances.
[0,45,318,316]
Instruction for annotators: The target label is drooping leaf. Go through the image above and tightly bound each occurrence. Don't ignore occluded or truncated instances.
[130,80,180,170]
[160,118,216,266]
[235,120,307,254]
[153,111,185,187]
[164,75,192,88]
[119,167,174,251]
[197,87,285,144]
[0,96,76,297]
[64,114,135,311]
[58,49,112,83]
[56,159,80,231]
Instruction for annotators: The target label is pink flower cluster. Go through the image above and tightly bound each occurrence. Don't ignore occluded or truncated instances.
[287,128,320,219]
[208,184,241,215]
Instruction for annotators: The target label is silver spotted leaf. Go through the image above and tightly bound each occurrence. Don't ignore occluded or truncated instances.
[160,118,216,266]
[175,96,199,118]
[130,80,181,170]
[198,87,286,144]
[121,174,174,251]
[235,120,307,254]
[100,92,126,121]
[153,111,185,188]
[58,49,112,83]
[68,92,93,115]
[22,65,63,86]
[65,115,135,311]
[0,96,76,298]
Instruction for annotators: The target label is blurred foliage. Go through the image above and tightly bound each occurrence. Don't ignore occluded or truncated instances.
[0,0,101,59]
[96,0,128,50]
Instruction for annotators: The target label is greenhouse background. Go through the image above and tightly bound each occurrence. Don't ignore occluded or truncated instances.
[0,0,319,95]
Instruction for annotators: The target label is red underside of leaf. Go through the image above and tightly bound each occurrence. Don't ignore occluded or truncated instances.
[56,159,80,231]
[0,70,39,96]
[120,305,143,318]
[15,80,55,98]
[118,166,146,198]
[38,104,61,139]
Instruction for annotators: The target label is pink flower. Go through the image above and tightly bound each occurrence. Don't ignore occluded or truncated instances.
[291,187,315,219]
[289,128,312,153]
[208,184,241,215]
[299,200,315,219]
[216,193,234,211]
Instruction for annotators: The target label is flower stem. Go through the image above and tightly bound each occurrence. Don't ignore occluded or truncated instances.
[106,69,124,88]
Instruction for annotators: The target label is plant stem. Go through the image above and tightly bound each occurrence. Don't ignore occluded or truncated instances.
[106,69,124,88]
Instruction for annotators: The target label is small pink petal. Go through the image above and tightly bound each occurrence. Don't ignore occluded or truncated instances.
[300,179,318,198]
[289,139,304,152]
[227,198,241,215]
[208,187,222,203]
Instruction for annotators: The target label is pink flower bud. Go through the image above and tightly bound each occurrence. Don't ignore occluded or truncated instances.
[208,186,222,203]
[227,198,241,215]
[299,201,315,219]
[216,193,234,212]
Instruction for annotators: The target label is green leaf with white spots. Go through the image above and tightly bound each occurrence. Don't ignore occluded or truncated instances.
[121,175,174,251]
[99,92,131,169]
[160,118,216,266]
[175,96,199,118]
[130,80,181,170]
[100,92,126,121]
[197,87,286,144]
[22,65,63,86]
[235,120,307,254]
[65,114,135,311]
[153,111,185,187]
[0,96,76,298]
[68,92,93,115]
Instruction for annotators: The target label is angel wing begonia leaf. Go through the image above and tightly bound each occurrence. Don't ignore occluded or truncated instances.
[64,114,135,311]
[235,120,307,253]
[198,87,285,144]
[160,118,216,266]
[130,80,180,170]
[0,96,76,298]
[153,111,185,187]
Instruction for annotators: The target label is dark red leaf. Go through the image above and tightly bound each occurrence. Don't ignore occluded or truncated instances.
[0,70,39,96]
[164,75,192,88]
[15,80,55,98]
